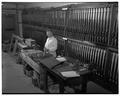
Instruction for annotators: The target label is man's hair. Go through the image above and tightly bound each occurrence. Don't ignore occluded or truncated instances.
[46,28,51,32]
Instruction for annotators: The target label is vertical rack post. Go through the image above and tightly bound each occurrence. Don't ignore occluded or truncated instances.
[107,4,116,47]
[18,10,23,37]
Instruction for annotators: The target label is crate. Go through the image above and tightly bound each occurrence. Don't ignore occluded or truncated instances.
[23,65,33,77]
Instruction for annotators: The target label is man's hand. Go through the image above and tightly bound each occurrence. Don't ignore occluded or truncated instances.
[44,47,49,53]
[43,48,49,56]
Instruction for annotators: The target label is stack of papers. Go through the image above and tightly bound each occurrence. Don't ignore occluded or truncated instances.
[40,57,60,69]
[61,71,80,77]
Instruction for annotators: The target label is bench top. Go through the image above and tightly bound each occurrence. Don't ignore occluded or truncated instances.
[20,49,91,80]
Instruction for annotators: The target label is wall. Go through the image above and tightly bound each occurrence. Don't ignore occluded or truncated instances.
[21,3,118,93]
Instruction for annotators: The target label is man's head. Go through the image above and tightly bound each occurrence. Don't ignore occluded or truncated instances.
[46,29,53,37]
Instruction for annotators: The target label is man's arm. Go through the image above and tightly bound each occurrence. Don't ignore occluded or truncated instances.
[44,38,49,52]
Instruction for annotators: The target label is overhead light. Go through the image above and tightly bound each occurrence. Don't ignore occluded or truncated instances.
[62,37,68,40]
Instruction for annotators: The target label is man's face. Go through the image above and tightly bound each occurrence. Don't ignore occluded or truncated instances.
[46,31,52,37]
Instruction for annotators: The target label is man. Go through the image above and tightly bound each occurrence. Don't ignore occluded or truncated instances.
[38,29,57,90]
[44,29,57,57]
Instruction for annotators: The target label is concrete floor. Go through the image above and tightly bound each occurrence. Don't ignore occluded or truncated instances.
[2,52,44,93]
[2,52,112,94]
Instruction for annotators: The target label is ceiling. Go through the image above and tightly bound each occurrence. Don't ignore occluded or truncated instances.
[2,2,81,9]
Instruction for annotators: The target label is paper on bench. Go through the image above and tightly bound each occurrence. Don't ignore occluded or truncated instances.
[56,57,67,62]
[61,71,80,77]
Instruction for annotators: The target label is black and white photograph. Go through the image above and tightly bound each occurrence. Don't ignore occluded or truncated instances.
[2,1,118,94]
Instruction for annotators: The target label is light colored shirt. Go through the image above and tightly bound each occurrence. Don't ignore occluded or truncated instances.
[45,36,57,56]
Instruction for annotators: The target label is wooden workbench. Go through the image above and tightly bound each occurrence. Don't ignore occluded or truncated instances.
[20,50,91,93]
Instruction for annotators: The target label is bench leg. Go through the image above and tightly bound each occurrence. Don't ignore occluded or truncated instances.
[81,76,88,93]
[44,71,50,93]
[59,81,64,93]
